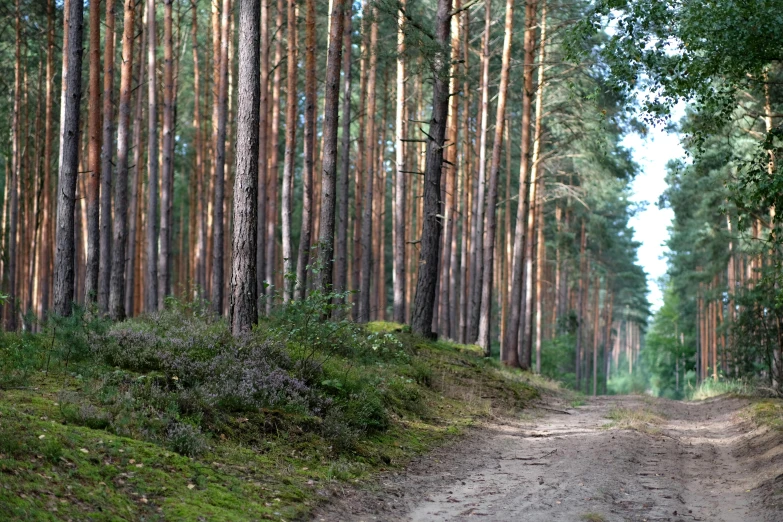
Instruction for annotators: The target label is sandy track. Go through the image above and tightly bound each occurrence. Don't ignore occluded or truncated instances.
[315,396,781,521]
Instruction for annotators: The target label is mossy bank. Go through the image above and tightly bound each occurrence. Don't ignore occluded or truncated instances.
[0,305,559,521]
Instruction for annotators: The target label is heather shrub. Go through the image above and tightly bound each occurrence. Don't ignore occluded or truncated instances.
[53,293,435,456]
[59,395,111,430]
[166,421,209,457]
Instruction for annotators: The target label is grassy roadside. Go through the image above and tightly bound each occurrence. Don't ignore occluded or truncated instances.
[745,399,783,431]
[0,310,558,521]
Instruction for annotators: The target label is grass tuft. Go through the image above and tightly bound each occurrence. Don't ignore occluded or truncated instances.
[604,406,665,434]
[689,378,756,400]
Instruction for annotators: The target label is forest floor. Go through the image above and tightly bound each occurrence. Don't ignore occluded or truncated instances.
[315,394,783,522]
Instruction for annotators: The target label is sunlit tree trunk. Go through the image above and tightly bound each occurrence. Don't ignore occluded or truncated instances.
[504,0,538,368]
[478,0,515,354]
[468,0,492,343]
[392,0,406,324]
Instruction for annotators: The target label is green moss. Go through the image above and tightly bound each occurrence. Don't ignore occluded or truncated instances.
[0,316,557,521]
[747,400,783,431]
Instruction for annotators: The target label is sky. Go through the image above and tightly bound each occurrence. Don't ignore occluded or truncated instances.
[621,107,685,311]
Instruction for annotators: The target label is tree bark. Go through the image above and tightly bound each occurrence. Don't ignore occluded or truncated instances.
[190,0,206,297]
[39,0,56,317]
[335,3,353,303]
[315,0,346,296]
[357,7,378,323]
[503,0,537,368]
[211,0,231,314]
[282,0,298,303]
[54,0,85,318]
[145,0,159,313]
[6,0,22,329]
[295,0,316,300]
[109,0,135,320]
[230,0,260,335]
[85,0,103,304]
[127,5,146,316]
[99,0,116,313]
[478,0,515,354]
[256,0,270,308]
[411,0,453,338]
[392,0,406,324]
[159,0,175,308]
[467,0,492,343]
[266,0,284,314]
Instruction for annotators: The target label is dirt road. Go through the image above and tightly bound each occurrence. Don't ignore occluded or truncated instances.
[316,396,782,521]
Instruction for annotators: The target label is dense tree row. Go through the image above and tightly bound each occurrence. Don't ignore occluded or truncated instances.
[586,0,782,394]
[0,0,649,385]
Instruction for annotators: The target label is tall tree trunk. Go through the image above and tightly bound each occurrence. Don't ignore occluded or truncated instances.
[315,0,346,295]
[457,7,470,343]
[110,0,135,320]
[40,0,56,317]
[335,3,353,303]
[411,0,453,337]
[468,0,492,343]
[575,220,586,389]
[230,0,260,335]
[503,0,537,368]
[159,0,175,308]
[295,0,316,300]
[522,1,547,366]
[127,6,146,316]
[99,0,116,313]
[54,0,85,318]
[191,0,206,296]
[211,0,231,314]
[145,0,159,313]
[392,0,406,323]
[256,0,269,307]
[6,0,22,329]
[281,0,298,303]
[357,7,378,323]
[592,274,600,395]
[534,188,545,373]
[352,0,369,319]
[438,0,460,337]
[86,0,103,304]
[478,0,515,354]
[266,0,284,314]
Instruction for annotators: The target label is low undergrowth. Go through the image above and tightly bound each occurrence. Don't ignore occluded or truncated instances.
[604,406,665,434]
[688,378,758,401]
[746,400,783,431]
[0,298,548,520]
